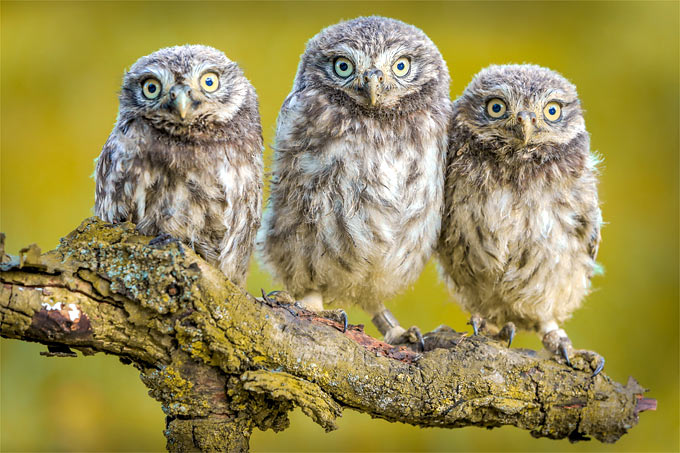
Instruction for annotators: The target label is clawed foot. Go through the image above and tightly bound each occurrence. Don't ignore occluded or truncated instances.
[496,322,516,347]
[260,289,296,305]
[468,314,486,336]
[384,325,425,352]
[372,309,424,352]
[318,309,348,333]
[259,289,299,317]
[260,290,347,332]
[543,329,605,377]
[149,233,181,248]
[467,315,515,347]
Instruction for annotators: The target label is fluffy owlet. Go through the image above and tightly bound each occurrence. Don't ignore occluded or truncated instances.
[257,16,452,348]
[438,64,604,374]
[95,45,263,286]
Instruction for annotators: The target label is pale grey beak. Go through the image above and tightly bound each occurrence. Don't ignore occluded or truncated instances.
[363,69,384,107]
[517,111,537,144]
[169,86,192,120]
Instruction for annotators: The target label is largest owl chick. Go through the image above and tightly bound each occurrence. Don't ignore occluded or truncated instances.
[257,16,452,347]
[438,64,604,374]
[95,45,263,286]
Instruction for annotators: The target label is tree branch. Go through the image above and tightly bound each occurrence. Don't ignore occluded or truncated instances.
[0,219,655,451]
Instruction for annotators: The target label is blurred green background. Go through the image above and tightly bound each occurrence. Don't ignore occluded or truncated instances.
[1,1,678,451]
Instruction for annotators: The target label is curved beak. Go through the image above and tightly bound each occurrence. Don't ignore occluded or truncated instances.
[517,111,537,144]
[170,86,192,120]
[363,69,384,107]
[367,75,380,106]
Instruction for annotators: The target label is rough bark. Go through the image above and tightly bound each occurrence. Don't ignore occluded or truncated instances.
[0,219,655,452]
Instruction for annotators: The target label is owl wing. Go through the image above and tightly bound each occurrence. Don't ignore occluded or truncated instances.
[275,91,300,137]
[585,206,603,279]
[94,133,131,223]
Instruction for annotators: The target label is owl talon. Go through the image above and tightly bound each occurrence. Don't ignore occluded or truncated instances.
[149,233,180,248]
[318,309,349,333]
[592,356,605,377]
[260,288,275,306]
[260,289,300,317]
[468,314,486,336]
[266,290,296,304]
[569,349,605,377]
[497,322,516,347]
[415,328,425,352]
[385,325,425,352]
[558,339,572,367]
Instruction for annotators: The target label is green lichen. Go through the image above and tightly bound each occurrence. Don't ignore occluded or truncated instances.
[58,217,200,315]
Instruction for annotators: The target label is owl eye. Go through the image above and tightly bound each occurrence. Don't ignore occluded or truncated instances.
[392,57,410,77]
[142,78,162,99]
[486,98,507,118]
[543,101,562,121]
[200,72,220,93]
[334,57,354,78]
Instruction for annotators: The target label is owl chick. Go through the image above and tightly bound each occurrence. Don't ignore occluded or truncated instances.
[257,16,452,348]
[95,45,263,286]
[438,64,604,374]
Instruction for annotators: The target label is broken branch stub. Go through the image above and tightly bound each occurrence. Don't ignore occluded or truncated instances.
[0,218,655,451]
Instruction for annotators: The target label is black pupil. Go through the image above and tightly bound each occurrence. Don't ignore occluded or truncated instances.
[397,62,405,70]
[339,62,348,71]
[549,107,556,115]
[206,78,213,86]
[147,83,156,93]
[492,103,501,113]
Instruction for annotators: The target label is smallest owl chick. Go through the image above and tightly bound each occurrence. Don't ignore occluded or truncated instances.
[438,64,604,374]
[94,45,263,287]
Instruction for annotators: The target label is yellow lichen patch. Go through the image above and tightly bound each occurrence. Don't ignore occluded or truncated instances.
[140,364,211,417]
[242,369,341,432]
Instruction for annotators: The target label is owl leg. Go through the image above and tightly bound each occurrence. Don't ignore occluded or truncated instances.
[298,291,348,333]
[370,307,424,352]
[298,291,324,311]
[540,322,605,377]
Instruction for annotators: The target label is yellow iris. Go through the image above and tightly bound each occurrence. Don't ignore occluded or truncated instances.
[392,57,410,77]
[200,72,220,92]
[544,101,562,121]
[486,98,507,118]
[142,78,161,99]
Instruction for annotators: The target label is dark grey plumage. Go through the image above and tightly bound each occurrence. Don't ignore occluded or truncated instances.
[95,45,263,286]
[438,64,603,370]
[257,16,452,345]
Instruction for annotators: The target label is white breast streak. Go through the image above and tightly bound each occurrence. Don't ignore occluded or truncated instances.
[134,171,152,220]
[217,155,242,258]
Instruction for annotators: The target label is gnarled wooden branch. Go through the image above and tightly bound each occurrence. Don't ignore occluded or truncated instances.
[0,219,655,452]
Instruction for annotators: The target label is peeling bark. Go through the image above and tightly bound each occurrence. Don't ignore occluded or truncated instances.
[0,218,655,452]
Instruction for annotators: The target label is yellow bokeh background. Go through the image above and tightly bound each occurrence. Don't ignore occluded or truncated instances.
[1,1,678,451]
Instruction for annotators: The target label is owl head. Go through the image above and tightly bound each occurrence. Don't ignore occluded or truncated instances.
[118,45,253,139]
[296,16,450,113]
[456,65,586,152]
